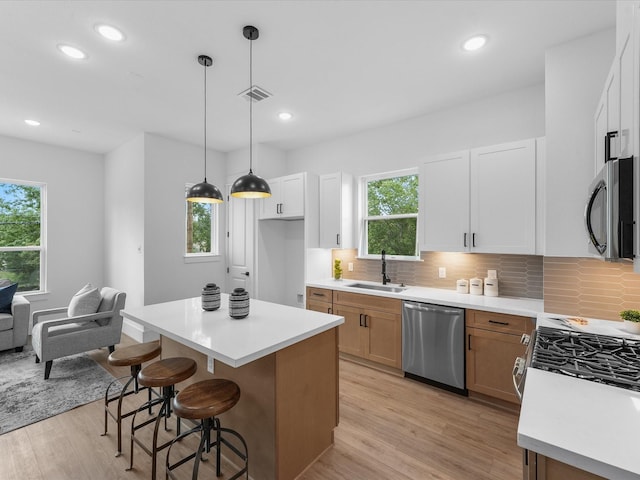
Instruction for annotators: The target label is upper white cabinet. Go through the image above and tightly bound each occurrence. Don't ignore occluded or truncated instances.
[470,139,536,254]
[259,173,305,220]
[421,151,470,252]
[421,139,537,254]
[319,172,353,248]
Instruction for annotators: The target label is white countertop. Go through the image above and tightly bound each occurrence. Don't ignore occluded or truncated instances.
[308,279,543,317]
[121,294,344,368]
[518,313,640,479]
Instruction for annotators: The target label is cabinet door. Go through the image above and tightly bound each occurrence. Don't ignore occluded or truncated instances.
[334,304,364,357]
[421,151,470,252]
[466,327,526,403]
[319,173,344,247]
[365,309,401,368]
[470,139,536,254]
[280,174,305,218]
[260,178,280,219]
[619,32,633,159]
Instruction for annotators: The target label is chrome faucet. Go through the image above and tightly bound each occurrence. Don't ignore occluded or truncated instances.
[381,250,391,285]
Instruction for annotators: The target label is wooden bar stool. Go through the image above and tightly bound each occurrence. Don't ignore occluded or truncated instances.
[101,341,162,457]
[166,379,248,480]
[127,357,197,479]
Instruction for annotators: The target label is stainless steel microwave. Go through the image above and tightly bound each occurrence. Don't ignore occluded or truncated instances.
[585,156,633,261]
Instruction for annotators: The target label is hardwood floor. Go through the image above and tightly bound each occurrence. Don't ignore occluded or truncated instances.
[0,336,522,479]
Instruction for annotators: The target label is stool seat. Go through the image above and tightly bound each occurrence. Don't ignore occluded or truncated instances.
[108,341,161,367]
[173,379,240,420]
[138,357,197,388]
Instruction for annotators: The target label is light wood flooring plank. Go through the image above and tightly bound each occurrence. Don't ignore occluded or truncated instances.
[1,335,522,480]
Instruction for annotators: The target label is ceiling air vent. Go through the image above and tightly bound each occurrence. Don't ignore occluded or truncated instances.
[238,85,272,102]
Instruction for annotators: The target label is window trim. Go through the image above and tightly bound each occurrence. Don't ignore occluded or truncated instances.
[184,184,220,261]
[358,168,420,261]
[0,178,46,294]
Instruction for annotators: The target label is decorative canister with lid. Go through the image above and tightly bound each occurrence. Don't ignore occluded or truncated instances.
[201,283,221,311]
[229,287,250,319]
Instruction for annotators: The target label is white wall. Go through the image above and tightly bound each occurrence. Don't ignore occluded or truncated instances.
[104,135,145,310]
[545,28,615,256]
[143,134,227,305]
[0,135,104,309]
[286,83,545,176]
[226,143,287,179]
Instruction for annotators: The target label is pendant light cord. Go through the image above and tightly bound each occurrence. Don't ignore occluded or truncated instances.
[203,58,208,182]
[249,35,253,175]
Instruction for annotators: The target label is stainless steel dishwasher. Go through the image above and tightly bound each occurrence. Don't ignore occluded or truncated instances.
[402,300,466,394]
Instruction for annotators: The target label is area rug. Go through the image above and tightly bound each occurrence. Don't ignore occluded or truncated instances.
[0,345,116,435]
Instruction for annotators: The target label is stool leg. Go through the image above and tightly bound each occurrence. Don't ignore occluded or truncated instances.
[214,417,222,477]
[192,419,211,480]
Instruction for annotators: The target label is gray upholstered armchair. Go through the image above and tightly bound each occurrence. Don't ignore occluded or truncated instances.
[0,295,30,352]
[31,287,126,379]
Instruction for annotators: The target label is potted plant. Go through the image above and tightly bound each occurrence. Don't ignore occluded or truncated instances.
[619,309,640,334]
[334,259,343,281]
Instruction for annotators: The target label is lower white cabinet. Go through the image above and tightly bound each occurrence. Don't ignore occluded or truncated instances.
[421,138,537,254]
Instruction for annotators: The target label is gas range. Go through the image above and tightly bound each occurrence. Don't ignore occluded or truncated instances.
[530,326,640,392]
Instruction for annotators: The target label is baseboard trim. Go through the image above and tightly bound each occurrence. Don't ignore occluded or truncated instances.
[122,319,159,343]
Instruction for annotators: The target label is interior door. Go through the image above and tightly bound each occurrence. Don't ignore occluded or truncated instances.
[226,184,255,295]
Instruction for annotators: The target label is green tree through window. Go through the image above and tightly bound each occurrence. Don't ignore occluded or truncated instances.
[363,172,418,257]
[0,181,43,292]
[185,186,218,256]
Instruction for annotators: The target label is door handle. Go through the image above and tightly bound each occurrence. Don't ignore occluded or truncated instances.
[467,334,472,350]
[359,313,364,327]
[464,232,467,248]
[472,233,476,248]
[241,272,250,276]
[336,233,340,246]
[364,315,369,328]
[605,131,618,162]
[585,179,607,254]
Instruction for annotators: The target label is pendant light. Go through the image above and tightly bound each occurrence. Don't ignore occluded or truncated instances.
[187,55,223,204]
[231,25,271,199]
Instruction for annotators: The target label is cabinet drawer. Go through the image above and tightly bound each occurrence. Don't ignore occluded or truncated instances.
[466,309,533,335]
[332,290,401,314]
[306,287,333,303]
[307,298,333,314]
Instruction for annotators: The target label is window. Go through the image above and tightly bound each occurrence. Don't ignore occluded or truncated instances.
[360,169,419,259]
[0,180,45,292]
[185,185,219,258]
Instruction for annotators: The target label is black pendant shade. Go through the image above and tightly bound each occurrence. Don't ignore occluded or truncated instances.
[187,179,223,203]
[187,54,223,204]
[231,25,271,199]
[231,171,271,198]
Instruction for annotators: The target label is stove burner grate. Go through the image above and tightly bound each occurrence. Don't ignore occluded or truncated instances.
[531,326,640,391]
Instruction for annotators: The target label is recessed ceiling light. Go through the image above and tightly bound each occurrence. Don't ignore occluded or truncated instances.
[57,44,87,59]
[95,24,125,42]
[278,112,293,121]
[24,119,40,127]
[462,35,488,52]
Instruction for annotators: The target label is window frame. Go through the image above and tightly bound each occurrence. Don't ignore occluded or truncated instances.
[358,168,420,261]
[0,178,47,294]
[184,184,220,262]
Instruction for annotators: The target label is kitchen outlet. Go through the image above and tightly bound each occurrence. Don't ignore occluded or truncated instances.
[348,262,354,272]
[438,267,446,278]
[207,356,214,374]
[488,269,497,279]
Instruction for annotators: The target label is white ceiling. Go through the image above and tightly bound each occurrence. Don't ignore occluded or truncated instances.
[0,0,615,155]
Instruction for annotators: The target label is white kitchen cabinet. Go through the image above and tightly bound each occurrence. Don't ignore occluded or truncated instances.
[593,61,619,176]
[259,173,305,220]
[319,172,353,248]
[470,139,536,254]
[421,151,470,252]
[420,139,536,254]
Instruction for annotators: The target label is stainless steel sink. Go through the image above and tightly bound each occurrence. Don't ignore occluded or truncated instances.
[347,283,407,293]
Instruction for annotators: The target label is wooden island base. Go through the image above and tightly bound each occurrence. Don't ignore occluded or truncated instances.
[161,327,339,480]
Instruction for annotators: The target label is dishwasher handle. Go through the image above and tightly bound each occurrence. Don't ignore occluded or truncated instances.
[403,302,462,316]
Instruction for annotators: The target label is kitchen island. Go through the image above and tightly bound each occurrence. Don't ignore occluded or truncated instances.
[121,295,344,480]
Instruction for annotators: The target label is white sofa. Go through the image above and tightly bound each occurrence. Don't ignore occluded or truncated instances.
[0,295,30,352]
